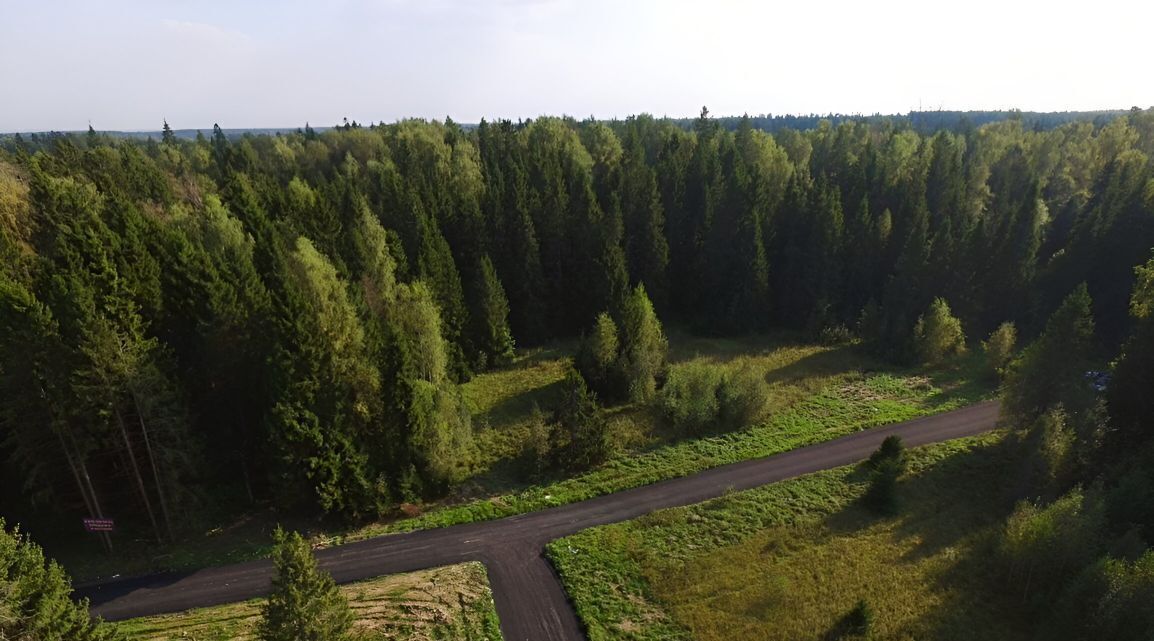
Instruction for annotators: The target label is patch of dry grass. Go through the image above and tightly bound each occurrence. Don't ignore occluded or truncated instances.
[118,562,502,641]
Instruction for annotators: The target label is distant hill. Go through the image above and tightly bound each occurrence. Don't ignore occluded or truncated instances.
[664,109,1133,134]
[1,109,1142,141]
[0,127,329,141]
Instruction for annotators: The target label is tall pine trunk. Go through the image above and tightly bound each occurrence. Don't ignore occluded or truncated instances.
[57,429,113,553]
[131,387,174,541]
[114,405,163,544]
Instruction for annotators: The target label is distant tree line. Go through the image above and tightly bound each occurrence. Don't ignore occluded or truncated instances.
[2,107,1154,541]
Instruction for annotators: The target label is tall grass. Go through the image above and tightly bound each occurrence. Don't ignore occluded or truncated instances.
[549,433,1030,641]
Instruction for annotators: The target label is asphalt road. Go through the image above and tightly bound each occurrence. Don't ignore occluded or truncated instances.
[81,400,1000,641]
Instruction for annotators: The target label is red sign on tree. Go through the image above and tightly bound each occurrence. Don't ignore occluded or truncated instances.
[82,518,115,532]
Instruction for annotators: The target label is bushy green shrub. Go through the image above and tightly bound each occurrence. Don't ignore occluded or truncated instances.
[999,489,1105,611]
[981,321,1017,379]
[659,360,767,436]
[659,362,722,436]
[912,297,966,364]
[716,361,769,430]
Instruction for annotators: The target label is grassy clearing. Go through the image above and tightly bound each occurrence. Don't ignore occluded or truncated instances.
[60,334,992,584]
[464,345,574,471]
[369,342,991,536]
[547,432,1029,641]
[117,562,502,641]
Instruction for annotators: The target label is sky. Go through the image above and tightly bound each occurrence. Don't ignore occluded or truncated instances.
[2,0,1152,132]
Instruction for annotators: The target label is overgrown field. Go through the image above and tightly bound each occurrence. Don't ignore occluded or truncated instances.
[370,334,992,535]
[548,432,1031,641]
[62,334,992,583]
[117,562,502,641]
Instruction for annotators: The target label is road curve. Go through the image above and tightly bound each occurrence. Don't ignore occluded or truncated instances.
[80,400,1000,640]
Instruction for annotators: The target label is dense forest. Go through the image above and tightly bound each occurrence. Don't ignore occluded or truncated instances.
[666,108,1128,135]
[2,107,1154,550]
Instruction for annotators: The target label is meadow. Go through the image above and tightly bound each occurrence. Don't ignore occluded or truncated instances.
[547,432,1030,640]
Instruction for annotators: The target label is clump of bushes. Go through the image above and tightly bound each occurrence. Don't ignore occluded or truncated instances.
[576,285,668,404]
[659,359,768,436]
[523,367,617,478]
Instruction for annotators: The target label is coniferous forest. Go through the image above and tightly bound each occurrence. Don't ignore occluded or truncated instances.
[2,107,1154,550]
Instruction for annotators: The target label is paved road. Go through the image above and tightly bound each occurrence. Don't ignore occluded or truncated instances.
[81,401,999,640]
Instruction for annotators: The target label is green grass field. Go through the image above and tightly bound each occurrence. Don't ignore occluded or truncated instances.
[117,562,502,641]
[59,333,993,584]
[371,336,992,536]
[547,432,1030,641]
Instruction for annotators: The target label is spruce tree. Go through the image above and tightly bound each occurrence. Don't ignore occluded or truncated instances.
[467,254,515,369]
[267,236,382,517]
[550,367,611,471]
[620,138,669,310]
[0,519,124,641]
[575,312,623,402]
[258,527,352,641]
[617,284,669,402]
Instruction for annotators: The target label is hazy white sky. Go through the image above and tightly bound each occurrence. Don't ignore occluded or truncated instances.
[2,0,1151,132]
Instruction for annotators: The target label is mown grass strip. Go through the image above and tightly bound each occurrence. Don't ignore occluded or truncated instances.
[117,562,502,641]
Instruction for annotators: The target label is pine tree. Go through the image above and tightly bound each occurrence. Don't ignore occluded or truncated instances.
[414,207,471,380]
[620,137,669,310]
[266,237,383,517]
[617,284,669,402]
[550,368,611,471]
[161,120,177,146]
[468,254,515,369]
[258,527,352,641]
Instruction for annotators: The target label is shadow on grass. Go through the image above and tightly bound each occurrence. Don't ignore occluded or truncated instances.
[762,343,878,386]
[809,436,1036,640]
[911,352,1000,410]
[665,329,801,364]
[821,603,872,641]
[824,437,1021,562]
[475,378,565,430]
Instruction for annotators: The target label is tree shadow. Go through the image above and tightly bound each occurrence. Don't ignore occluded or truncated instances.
[762,343,879,386]
[904,352,1000,410]
[474,378,565,431]
[816,436,1036,639]
[823,436,1022,562]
